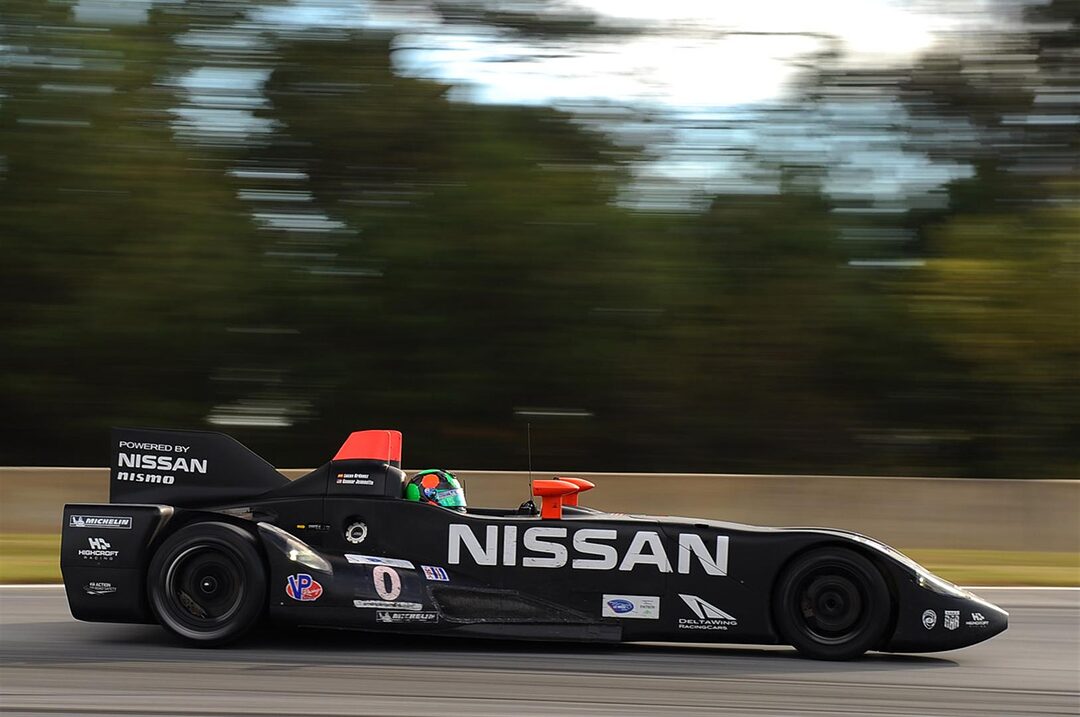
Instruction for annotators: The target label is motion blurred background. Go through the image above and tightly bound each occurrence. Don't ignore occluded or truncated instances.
[1,0,1077,479]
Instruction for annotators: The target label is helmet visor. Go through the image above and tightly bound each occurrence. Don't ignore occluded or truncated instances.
[431,486,466,510]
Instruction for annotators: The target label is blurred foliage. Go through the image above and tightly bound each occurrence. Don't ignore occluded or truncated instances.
[0,0,1076,476]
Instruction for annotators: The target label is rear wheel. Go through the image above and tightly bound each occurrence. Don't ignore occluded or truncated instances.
[148,521,266,646]
[773,547,891,660]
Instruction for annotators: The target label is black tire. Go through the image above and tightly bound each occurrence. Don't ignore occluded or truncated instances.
[147,521,266,646]
[773,546,891,660]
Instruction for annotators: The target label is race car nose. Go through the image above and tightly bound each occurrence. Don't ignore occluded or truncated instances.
[963,594,1008,641]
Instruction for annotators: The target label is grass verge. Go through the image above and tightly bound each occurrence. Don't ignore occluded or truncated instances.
[0,533,1076,586]
[0,534,61,584]
[903,548,1079,587]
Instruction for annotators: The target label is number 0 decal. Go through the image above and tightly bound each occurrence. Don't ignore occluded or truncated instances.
[373,565,401,601]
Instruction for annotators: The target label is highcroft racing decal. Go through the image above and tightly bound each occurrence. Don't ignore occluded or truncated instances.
[78,537,119,560]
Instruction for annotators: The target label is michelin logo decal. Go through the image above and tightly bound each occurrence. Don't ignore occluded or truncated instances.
[69,515,132,530]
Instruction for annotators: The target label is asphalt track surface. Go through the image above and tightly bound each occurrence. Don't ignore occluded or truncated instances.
[0,587,1076,716]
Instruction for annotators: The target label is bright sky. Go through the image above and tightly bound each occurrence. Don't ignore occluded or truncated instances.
[246,0,951,111]
[173,0,975,206]
[386,0,944,109]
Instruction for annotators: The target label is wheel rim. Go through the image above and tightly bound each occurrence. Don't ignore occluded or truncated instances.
[163,544,245,630]
[793,565,870,644]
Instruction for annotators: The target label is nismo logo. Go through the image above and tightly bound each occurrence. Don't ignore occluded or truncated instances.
[448,525,729,575]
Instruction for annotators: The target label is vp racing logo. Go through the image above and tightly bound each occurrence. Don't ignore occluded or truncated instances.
[678,594,737,630]
[285,573,323,602]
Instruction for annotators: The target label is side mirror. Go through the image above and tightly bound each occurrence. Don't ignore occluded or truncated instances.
[556,477,595,507]
[531,479,579,519]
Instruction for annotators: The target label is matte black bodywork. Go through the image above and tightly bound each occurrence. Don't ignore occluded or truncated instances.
[61,428,1008,654]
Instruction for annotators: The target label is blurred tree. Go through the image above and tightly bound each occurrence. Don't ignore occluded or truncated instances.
[788,0,1080,475]
[0,0,273,461]
[0,0,1075,477]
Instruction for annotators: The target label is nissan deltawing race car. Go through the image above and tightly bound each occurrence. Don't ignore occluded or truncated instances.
[60,428,1008,660]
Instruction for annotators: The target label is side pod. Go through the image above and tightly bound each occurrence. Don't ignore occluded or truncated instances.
[60,503,173,623]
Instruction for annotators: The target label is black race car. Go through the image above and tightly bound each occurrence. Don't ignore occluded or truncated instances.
[60,428,1008,660]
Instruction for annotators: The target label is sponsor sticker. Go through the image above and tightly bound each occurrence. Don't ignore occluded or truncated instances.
[115,471,175,485]
[77,537,119,560]
[345,554,415,569]
[422,565,449,582]
[336,472,374,486]
[677,594,738,630]
[84,581,117,595]
[353,600,423,611]
[118,441,194,453]
[285,573,323,601]
[69,515,132,530]
[944,609,960,631]
[922,609,937,629]
[115,448,206,485]
[966,611,989,628]
[601,594,660,619]
[376,611,438,624]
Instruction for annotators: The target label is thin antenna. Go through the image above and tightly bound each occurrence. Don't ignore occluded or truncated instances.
[527,422,534,498]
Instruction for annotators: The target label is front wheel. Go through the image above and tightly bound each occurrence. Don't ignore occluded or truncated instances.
[773,546,891,660]
[148,521,266,646]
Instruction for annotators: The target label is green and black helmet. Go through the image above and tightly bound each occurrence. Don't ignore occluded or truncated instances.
[404,469,466,512]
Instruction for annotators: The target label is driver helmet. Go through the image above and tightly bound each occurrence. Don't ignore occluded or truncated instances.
[405,469,466,512]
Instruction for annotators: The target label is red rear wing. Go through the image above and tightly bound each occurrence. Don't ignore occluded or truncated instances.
[333,430,402,467]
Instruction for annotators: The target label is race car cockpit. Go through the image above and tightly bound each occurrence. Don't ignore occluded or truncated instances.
[295,429,595,519]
